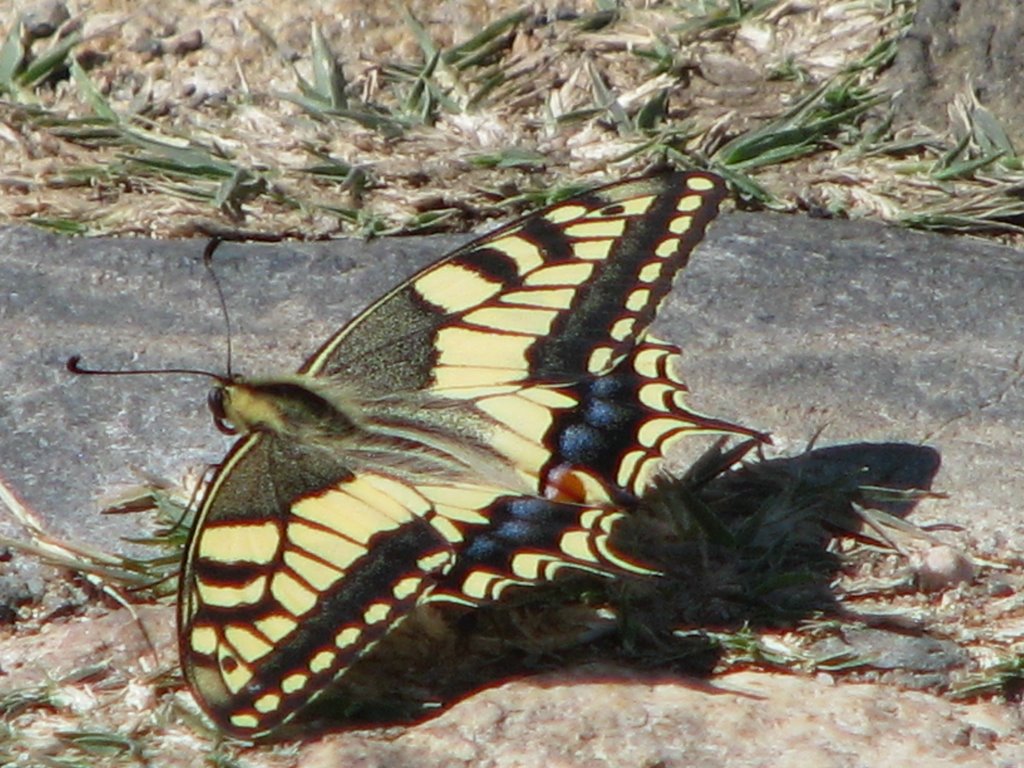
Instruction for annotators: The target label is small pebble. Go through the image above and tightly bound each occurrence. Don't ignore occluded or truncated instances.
[22,0,70,41]
[166,30,203,56]
[916,544,976,592]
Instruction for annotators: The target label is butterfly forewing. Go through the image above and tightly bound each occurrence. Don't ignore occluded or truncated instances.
[302,172,726,391]
[178,171,760,738]
[179,438,456,735]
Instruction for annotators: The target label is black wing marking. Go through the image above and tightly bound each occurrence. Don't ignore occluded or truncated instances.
[426,494,658,608]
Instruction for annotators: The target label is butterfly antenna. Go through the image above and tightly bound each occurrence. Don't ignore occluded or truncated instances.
[202,238,234,378]
[66,355,222,381]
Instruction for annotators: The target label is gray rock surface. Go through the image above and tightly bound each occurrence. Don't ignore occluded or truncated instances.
[3,213,1021,553]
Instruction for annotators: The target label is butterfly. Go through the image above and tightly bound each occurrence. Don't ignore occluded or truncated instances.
[173,170,765,737]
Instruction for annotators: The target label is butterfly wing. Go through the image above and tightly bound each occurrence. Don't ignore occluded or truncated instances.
[180,434,656,736]
[308,170,748,502]
[301,172,727,392]
[424,493,657,608]
[178,434,457,735]
[543,334,768,503]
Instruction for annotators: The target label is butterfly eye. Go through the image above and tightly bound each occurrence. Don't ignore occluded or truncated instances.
[207,387,237,435]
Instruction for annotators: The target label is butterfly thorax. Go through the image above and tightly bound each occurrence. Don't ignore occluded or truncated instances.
[210,377,359,439]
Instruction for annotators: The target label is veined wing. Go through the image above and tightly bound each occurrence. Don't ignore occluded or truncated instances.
[176,171,761,739]
[179,432,458,737]
[458,334,767,506]
[301,172,727,393]
[425,492,657,608]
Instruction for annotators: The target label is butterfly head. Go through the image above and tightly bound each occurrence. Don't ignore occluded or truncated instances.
[207,379,243,435]
[67,355,357,443]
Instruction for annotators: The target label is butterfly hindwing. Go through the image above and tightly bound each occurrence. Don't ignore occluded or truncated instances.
[427,494,657,608]
[536,335,768,505]
[422,334,766,510]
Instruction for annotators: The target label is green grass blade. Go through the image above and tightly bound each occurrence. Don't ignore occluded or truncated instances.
[17,29,81,89]
[0,21,25,95]
[310,23,347,109]
[70,59,118,122]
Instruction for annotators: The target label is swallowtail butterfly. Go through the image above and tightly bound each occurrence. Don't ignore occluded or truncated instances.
[175,171,762,736]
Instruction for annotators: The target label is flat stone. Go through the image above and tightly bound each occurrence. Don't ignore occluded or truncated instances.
[300,668,1022,768]
[4,212,1021,553]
